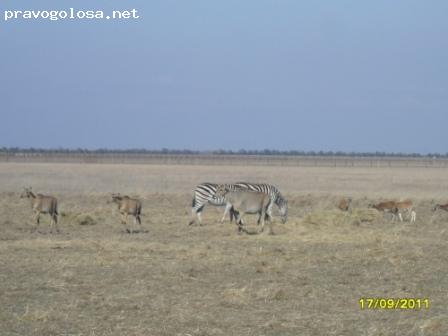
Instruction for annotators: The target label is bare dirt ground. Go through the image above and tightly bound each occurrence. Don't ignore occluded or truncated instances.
[1,163,448,336]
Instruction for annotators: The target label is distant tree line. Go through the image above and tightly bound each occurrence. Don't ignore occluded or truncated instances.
[1,147,447,158]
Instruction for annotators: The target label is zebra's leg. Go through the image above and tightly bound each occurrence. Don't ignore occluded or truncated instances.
[259,206,266,233]
[236,213,245,234]
[259,215,265,233]
[197,211,203,226]
[257,211,262,225]
[398,212,403,222]
[266,201,274,222]
[189,207,197,225]
[257,206,270,225]
[220,203,233,223]
[189,196,197,225]
[189,205,204,226]
[266,212,274,235]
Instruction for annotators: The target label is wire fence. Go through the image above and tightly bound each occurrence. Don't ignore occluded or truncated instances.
[1,152,447,168]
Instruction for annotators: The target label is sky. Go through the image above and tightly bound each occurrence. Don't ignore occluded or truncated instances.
[1,1,447,153]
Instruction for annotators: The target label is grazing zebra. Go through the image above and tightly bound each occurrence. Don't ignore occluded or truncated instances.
[234,182,288,224]
[215,184,273,234]
[188,182,288,225]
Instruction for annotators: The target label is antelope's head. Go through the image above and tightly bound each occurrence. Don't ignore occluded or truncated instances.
[111,193,123,204]
[20,187,33,199]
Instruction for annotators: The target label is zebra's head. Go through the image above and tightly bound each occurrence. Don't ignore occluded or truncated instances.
[278,197,288,223]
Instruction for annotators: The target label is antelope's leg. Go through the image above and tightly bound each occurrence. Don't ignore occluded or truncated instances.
[236,213,244,233]
[120,213,130,233]
[54,213,60,233]
[33,212,40,231]
[125,214,131,233]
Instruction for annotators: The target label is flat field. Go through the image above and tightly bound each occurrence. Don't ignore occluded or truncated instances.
[1,162,448,335]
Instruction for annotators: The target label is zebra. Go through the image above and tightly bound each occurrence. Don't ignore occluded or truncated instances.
[188,182,288,225]
[189,183,237,225]
[234,182,288,224]
[215,184,273,234]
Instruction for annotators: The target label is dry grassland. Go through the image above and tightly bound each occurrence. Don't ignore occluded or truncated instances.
[1,162,448,335]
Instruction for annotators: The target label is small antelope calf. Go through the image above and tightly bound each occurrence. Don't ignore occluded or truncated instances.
[370,200,416,222]
[110,193,142,233]
[215,184,273,234]
[20,187,59,233]
[337,198,352,212]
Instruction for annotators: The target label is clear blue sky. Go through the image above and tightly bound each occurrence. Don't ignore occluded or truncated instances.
[1,1,447,153]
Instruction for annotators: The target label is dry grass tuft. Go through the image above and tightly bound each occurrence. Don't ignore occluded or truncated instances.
[75,213,97,226]
[221,286,250,306]
[61,211,98,225]
[301,208,380,227]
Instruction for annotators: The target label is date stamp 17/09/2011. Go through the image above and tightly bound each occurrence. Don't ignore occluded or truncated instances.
[359,298,430,310]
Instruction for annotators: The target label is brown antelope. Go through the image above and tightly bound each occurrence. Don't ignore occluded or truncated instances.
[110,193,142,233]
[337,198,352,212]
[215,184,273,234]
[433,203,448,212]
[20,187,59,233]
[395,200,416,222]
[370,200,416,222]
